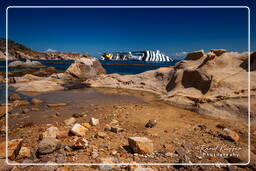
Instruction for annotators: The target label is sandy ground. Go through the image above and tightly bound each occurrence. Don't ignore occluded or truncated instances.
[0,88,253,170]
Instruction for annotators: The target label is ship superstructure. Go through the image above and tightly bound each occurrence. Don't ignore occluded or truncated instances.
[101,50,173,62]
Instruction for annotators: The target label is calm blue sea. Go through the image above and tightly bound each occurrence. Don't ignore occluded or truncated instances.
[0,59,178,75]
[0,59,178,103]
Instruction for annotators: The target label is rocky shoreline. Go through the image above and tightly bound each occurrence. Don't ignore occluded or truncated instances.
[0,49,255,170]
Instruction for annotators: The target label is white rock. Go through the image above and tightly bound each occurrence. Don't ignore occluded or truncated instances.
[70,123,88,136]
[89,117,99,126]
[42,126,59,139]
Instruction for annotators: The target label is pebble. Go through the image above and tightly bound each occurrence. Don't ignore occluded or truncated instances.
[89,117,99,126]
[145,119,157,128]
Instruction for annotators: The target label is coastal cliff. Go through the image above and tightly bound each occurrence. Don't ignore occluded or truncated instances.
[0,39,91,60]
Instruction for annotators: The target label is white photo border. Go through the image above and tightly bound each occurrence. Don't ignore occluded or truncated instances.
[5,6,251,166]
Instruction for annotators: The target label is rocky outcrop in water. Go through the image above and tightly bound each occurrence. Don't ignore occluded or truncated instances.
[8,59,45,68]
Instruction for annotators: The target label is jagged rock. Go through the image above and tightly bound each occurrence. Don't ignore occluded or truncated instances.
[223,128,240,142]
[31,98,44,105]
[8,93,21,101]
[18,146,31,158]
[65,57,106,80]
[185,50,204,60]
[64,117,76,126]
[71,137,88,149]
[210,49,226,56]
[89,117,99,126]
[70,123,88,136]
[0,139,23,160]
[128,137,153,154]
[38,138,61,154]
[41,126,60,139]
[145,119,157,128]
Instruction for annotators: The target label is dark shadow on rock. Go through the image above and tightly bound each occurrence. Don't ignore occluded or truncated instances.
[181,70,212,94]
[240,52,256,71]
[123,145,134,154]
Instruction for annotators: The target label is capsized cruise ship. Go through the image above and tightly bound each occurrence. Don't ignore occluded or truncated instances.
[101,50,173,62]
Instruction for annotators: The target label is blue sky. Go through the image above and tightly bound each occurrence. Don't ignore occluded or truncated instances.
[5,7,250,57]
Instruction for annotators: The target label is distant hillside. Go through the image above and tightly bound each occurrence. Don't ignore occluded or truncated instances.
[0,39,91,60]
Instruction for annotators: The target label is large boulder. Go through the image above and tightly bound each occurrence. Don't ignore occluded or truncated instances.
[65,57,106,80]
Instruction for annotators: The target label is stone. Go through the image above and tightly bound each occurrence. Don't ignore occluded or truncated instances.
[185,50,204,60]
[64,117,76,126]
[89,117,99,126]
[96,132,107,139]
[0,139,23,160]
[65,57,106,80]
[72,113,83,118]
[110,126,124,133]
[38,138,61,154]
[71,137,88,150]
[223,128,240,142]
[128,137,153,154]
[70,123,88,136]
[31,98,44,105]
[210,49,226,56]
[47,103,67,108]
[145,119,157,128]
[81,122,91,128]
[104,124,111,131]
[18,146,31,158]
[42,126,60,139]
[8,93,21,101]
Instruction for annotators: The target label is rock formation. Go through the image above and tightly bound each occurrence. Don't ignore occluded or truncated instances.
[85,49,256,119]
